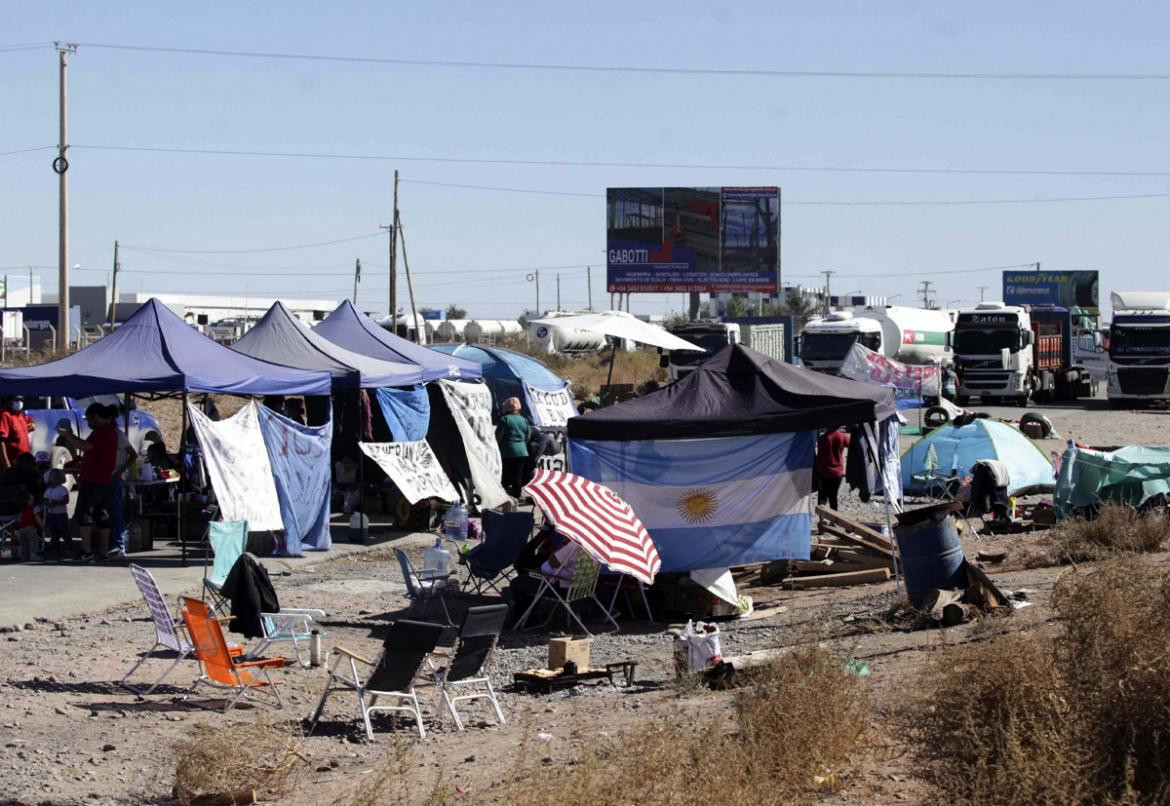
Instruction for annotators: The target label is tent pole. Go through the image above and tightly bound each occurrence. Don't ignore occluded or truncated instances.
[179,391,188,567]
[867,419,902,594]
[605,340,617,387]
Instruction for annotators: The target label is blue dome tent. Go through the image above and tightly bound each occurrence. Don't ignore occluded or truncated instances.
[901,419,1055,496]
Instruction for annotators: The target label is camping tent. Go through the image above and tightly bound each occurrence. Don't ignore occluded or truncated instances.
[901,419,1055,496]
[0,298,332,396]
[1054,444,1170,517]
[567,344,896,573]
[313,300,480,382]
[429,343,576,427]
[232,302,423,389]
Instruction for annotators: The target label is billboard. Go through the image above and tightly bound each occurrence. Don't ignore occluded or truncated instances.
[606,186,780,293]
[1002,270,1099,315]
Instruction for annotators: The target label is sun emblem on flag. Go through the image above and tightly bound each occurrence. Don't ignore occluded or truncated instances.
[677,488,718,524]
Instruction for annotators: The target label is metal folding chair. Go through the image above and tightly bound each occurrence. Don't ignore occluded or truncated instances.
[122,564,196,695]
[513,550,620,637]
[203,520,246,610]
[180,596,285,711]
[464,509,534,596]
[394,547,454,626]
[428,604,508,730]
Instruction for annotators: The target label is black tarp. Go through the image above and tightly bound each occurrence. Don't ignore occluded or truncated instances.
[567,343,896,441]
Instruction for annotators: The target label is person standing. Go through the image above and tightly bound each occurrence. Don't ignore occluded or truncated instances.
[58,403,118,562]
[104,404,137,559]
[815,427,852,512]
[495,397,531,498]
[0,396,35,469]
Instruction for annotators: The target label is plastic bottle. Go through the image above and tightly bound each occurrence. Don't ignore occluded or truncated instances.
[442,503,468,542]
[424,536,452,574]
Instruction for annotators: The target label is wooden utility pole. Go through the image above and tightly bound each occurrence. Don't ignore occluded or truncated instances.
[556,273,561,310]
[390,171,399,331]
[534,270,540,314]
[55,43,77,352]
[108,240,119,329]
[396,214,420,343]
[822,270,835,315]
[353,259,361,303]
[586,266,593,310]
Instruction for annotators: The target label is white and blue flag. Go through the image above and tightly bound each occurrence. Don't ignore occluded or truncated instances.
[569,431,814,573]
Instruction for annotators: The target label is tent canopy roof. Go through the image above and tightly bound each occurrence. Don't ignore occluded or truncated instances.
[0,298,332,397]
[313,300,480,382]
[568,344,896,441]
[901,418,1056,496]
[529,311,704,351]
[430,343,568,390]
[232,302,424,389]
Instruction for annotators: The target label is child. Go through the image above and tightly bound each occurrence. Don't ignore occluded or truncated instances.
[42,469,70,549]
[16,492,43,562]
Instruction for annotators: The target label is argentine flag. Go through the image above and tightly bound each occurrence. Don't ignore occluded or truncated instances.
[569,431,814,573]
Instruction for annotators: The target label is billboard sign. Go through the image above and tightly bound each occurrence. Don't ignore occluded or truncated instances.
[606,186,780,293]
[1002,270,1099,315]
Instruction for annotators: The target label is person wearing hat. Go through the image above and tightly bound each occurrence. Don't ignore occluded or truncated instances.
[0,395,34,469]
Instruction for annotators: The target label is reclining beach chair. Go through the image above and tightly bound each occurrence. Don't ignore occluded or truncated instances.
[428,604,508,730]
[464,509,534,596]
[180,596,285,711]
[121,564,200,695]
[203,520,246,610]
[394,547,454,626]
[514,550,620,637]
[309,619,445,740]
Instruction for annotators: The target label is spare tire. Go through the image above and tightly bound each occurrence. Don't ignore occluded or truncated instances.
[923,406,952,430]
[1020,412,1054,438]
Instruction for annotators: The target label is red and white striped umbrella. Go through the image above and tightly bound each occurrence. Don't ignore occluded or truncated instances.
[523,468,661,585]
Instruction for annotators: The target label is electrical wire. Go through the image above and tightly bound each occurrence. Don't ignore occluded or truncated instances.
[73,41,1170,81]
[0,145,55,158]
[120,231,385,254]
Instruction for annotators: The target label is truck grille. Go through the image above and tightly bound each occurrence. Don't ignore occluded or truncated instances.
[1118,368,1169,396]
[961,372,1011,391]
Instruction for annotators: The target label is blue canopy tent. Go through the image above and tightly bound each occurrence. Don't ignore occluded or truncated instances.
[0,298,333,564]
[901,418,1056,497]
[232,302,424,389]
[313,300,480,382]
[429,343,574,425]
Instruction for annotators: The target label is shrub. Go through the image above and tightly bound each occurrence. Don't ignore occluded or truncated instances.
[171,723,306,805]
[1047,504,1170,563]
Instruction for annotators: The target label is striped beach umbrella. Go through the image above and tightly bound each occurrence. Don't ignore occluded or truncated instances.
[523,468,661,585]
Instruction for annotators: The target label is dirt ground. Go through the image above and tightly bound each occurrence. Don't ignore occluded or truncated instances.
[0,396,1166,805]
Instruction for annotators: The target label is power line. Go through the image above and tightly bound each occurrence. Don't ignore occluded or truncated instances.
[71,41,1170,81]
[0,145,55,158]
[69,142,1170,178]
[120,231,385,254]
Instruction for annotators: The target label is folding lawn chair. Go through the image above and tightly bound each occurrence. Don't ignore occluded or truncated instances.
[513,550,620,637]
[394,547,455,626]
[428,604,508,730]
[122,564,199,695]
[203,520,246,610]
[464,509,534,596]
[309,619,445,740]
[180,596,286,711]
[601,573,655,623]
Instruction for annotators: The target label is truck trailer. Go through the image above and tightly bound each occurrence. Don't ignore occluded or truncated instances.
[799,305,954,374]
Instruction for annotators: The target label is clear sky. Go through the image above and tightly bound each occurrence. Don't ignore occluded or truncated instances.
[4,1,1170,319]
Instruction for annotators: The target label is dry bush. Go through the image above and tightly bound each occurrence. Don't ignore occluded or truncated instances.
[910,559,1170,805]
[334,736,449,806]
[505,644,870,805]
[503,342,667,402]
[1047,504,1170,563]
[170,723,306,805]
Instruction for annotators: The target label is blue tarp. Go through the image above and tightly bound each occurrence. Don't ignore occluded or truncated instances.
[430,343,571,421]
[233,302,424,389]
[314,300,480,382]
[257,405,333,555]
[375,386,430,441]
[0,299,332,396]
[901,419,1056,496]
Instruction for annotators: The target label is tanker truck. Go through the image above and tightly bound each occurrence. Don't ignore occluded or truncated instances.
[798,305,954,374]
[529,314,609,355]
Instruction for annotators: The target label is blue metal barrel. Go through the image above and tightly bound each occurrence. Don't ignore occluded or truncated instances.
[894,504,966,605]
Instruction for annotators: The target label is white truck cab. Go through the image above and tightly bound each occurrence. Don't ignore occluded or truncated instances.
[952,302,1035,405]
[1107,291,1170,406]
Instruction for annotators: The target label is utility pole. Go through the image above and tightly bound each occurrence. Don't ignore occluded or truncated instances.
[55,43,77,352]
[380,170,399,332]
[919,280,935,309]
[586,266,593,310]
[977,285,988,302]
[822,270,835,315]
[535,270,541,314]
[556,273,561,310]
[396,215,420,343]
[108,240,120,329]
[352,259,361,303]
[1034,261,1041,271]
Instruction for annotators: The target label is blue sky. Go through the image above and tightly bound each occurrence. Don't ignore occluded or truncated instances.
[3,1,1170,318]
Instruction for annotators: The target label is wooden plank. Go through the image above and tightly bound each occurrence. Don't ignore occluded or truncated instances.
[785,568,892,589]
[818,523,894,559]
[789,559,838,575]
[816,506,893,551]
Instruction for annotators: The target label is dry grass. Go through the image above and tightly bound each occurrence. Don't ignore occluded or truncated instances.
[504,341,666,402]
[170,723,307,805]
[333,736,449,806]
[1047,504,1170,563]
[910,559,1170,805]
[503,643,870,805]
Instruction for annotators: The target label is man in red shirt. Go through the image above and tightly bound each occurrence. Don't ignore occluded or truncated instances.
[58,403,119,562]
[815,427,852,512]
[0,395,35,468]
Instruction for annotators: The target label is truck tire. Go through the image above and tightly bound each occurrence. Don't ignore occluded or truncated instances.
[955,395,969,407]
[923,406,952,430]
[1020,412,1054,438]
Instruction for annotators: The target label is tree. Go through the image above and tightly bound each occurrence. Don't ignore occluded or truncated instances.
[445,304,467,320]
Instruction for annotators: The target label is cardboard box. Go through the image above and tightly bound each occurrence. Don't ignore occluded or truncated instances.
[548,636,591,671]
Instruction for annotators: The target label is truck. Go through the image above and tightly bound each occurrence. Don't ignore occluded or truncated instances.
[1106,291,1170,407]
[662,317,792,382]
[798,305,954,374]
[22,394,163,464]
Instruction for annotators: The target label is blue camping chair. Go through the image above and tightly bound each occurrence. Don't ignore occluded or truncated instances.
[203,519,327,666]
[394,547,455,626]
[464,509,535,596]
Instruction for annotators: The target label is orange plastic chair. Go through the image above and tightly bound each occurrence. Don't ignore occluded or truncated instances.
[180,596,285,711]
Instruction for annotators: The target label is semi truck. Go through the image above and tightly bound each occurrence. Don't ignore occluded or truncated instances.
[662,317,792,382]
[798,305,954,374]
[1106,291,1170,407]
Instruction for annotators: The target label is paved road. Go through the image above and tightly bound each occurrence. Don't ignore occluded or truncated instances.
[0,528,436,626]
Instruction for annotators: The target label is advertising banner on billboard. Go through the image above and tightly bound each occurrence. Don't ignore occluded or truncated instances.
[1002,270,1099,315]
[606,186,779,293]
